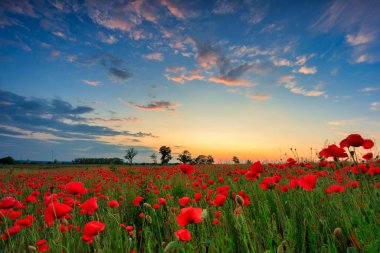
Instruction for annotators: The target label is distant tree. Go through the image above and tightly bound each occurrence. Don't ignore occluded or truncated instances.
[159,146,172,164]
[232,156,240,164]
[246,159,252,165]
[125,148,138,165]
[150,153,158,164]
[0,156,16,164]
[206,155,214,165]
[194,155,207,165]
[177,150,192,164]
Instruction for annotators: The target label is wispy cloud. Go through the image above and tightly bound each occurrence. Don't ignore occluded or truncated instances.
[82,80,102,86]
[298,66,317,74]
[213,0,239,14]
[360,87,378,93]
[327,118,361,126]
[346,32,375,46]
[143,53,164,61]
[277,75,325,97]
[160,0,196,19]
[209,77,256,87]
[248,93,270,101]
[128,100,182,111]
[80,53,131,83]
[0,89,155,143]
[370,102,380,111]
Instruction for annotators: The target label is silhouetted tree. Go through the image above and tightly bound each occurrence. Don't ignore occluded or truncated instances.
[0,156,15,164]
[125,148,138,165]
[159,146,172,164]
[206,155,214,164]
[150,153,158,164]
[194,155,207,165]
[246,159,252,165]
[232,156,240,164]
[177,150,192,164]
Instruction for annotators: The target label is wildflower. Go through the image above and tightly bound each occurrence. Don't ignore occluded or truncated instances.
[174,229,191,241]
[82,221,105,244]
[176,206,203,227]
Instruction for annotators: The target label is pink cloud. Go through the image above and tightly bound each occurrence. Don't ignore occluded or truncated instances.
[209,77,256,87]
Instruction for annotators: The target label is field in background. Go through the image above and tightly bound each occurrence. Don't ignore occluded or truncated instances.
[0,161,379,253]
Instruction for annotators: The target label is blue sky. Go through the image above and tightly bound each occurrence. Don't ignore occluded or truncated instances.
[0,0,379,162]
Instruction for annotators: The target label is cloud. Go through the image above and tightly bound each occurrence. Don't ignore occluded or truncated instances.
[80,53,131,83]
[108,67,131,82]
[165,67,205,84]
[312,0,380,63]
[248,93,270,100]
[160,0,196,19]
[370,102,380,111]
[277,75,325,97]
[195,41,230,72]
[272,58,293,67]
[0,89,156,143]
[128,100,182,111]
[346,32,375,46]
[82,80,101,86]
[85,0,141,32]
[97,32,118,44]
[298,66,317,74]
[166,66,185,73]
[241,0,269,25]
[230,45,275,58]
[213,0,239,14]
[327,119,361,126]
[0,0,38,18]
[209,77,256,87]
[360,87,378,93]
[143,53,164,61]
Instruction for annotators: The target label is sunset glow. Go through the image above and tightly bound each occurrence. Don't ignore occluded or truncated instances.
[1,0,379,162]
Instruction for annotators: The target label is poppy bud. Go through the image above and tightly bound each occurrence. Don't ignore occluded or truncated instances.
[333,227,342,237]
[28,246,37,251]
[235,195,244,206]
[143,203,152,209]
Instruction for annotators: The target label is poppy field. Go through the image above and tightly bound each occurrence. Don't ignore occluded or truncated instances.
[1,134,380,253]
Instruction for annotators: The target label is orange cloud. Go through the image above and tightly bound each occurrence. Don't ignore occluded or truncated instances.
[209,77,256,87]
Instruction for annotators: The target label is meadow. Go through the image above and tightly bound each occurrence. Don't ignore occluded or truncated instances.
[0,135,379,253]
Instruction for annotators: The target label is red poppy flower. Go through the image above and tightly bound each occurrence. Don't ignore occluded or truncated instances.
[37,239,50,252]
[362,152,373,161]
[80,197,98,215]
[298,175,317,191]
[14,215,36,228]
[214,211,223,218]
[174,228,191,241]
[158,198,167,205]
[44,202,72,227]
[133,196,143,206]
[178,197,191,207]
[7,209,22,220]
[212,218,221,225]
[259,177,278,190]
[82,221,105,244]
[176,206,203,227]
[250,161,263,173]
[340,134,374,149]
[107,200,119,208]
[1,226,21,240]
[179,164,195,175]
[0,196,16,209]
[319,144,348,158]
[212,195,227,207]
[194,192,202,202]
[66,182,88,195]
[325,185,345,194]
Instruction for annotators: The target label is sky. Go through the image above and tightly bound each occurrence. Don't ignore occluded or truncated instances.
[0,0,380,163]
